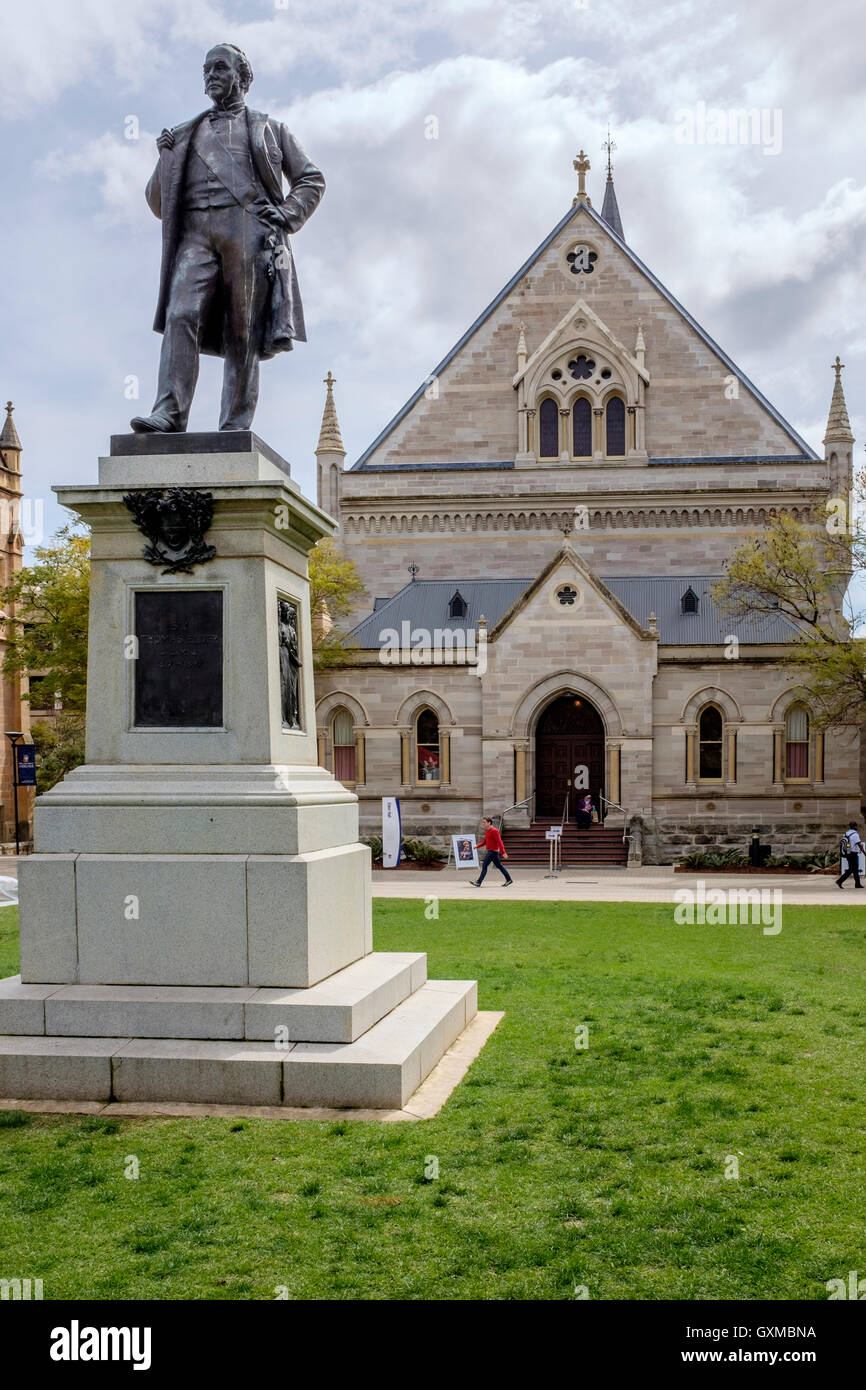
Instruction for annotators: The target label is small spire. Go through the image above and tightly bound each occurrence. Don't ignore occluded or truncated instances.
[634,318,646,369]
[315,370,346,455]
[824,355,854,445]
[0,401,21,452]
[600,131,624,241]
[572,149,591,206]
[516,322,527,372]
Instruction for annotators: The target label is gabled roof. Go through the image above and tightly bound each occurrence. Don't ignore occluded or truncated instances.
[348,578,531,647]
[351,201,818,470]
[488,544,654,643]
[347,569,799,647]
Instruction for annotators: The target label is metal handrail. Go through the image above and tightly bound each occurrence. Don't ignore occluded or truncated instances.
[560,793,569,832]
[495,791,534,830]
[599,794,631,844]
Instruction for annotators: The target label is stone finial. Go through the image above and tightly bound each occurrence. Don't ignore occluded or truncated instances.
[516,322,527,373]
[634,319,646,369]
[823,355,854,446]
[0,400,22,452]
[572,149,591,206]
[647,610,658,636]
[315,371,346,456]
[477,613,487,630]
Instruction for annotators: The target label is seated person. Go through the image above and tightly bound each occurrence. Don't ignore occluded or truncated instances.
[576,793,595,829]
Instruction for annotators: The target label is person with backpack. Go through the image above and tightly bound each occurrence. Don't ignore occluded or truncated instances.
[472,817,513,888]
[836,822,864,889]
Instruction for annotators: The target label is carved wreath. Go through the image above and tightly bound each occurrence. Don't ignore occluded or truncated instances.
[122,487,216,575]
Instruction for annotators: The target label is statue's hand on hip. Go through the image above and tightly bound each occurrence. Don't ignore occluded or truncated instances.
[156,128,176,152]
[259,204,289,229]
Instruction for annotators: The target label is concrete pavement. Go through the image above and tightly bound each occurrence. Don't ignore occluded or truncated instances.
[372,866,866,907]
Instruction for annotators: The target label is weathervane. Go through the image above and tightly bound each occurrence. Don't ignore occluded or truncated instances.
[602,126,617,179]
[408,562,420,582]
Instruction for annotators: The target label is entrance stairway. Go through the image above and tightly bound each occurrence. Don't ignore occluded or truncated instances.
[502,819,628,867]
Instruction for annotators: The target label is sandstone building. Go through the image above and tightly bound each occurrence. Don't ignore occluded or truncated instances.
[0,402,34,848]
[313,157,859,863]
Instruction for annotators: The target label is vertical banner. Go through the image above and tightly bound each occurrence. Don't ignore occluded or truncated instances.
[15,743,37,787]
[381,796,402,868]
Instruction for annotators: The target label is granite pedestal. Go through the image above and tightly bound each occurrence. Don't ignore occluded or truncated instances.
[0,435,480,1109]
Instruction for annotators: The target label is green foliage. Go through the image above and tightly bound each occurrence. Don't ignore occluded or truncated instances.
[363,836,383,861]
[0,523,90,712]
[308,538,366,669]
[681,847,839,871]
[30,714,86,794]
[712,495,866,727]
[401,837,446,864]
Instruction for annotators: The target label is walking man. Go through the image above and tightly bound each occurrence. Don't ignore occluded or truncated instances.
[836,822,864,889]
[472,817,513,887]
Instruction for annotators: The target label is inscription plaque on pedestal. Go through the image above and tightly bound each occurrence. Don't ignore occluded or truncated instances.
[134,590,223,727]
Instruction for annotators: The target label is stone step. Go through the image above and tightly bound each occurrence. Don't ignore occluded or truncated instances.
[0,980,477,1110]
[0,953,427,1044]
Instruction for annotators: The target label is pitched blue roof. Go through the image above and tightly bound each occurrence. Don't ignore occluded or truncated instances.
[347,576,798,648]
[351,201,818,470]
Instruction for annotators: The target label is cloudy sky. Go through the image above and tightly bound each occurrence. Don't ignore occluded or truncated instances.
[2,0,864,600]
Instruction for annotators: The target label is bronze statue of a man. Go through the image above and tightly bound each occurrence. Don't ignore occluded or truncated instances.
[131,44,325,434]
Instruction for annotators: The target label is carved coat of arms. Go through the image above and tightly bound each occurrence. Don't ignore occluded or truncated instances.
[122,487,216,575]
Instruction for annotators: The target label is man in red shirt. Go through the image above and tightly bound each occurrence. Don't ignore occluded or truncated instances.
[473,817,513,887]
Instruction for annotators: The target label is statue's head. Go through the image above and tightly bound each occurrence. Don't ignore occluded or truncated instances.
[203,44,253,105]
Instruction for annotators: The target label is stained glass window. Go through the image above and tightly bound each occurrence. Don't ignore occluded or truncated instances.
[538,398,559,458]
[572,397,592,457]
[699,705,723,779]
[605,396,626,456]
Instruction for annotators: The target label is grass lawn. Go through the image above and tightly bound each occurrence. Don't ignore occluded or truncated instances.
[1,897,865,1300]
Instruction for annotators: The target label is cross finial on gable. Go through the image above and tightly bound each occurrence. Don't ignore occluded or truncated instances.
[572,149,591,206]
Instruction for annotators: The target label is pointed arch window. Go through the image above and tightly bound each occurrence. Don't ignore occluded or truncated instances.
[698,704,724,780]
[332,707,357,783]
[605,395,626,456]
[416,707,441,782]
[785,704,809,779]
[538,398,560,459]
[571,397,593,458]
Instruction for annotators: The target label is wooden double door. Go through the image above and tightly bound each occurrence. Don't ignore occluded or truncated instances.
[535,694,605,819]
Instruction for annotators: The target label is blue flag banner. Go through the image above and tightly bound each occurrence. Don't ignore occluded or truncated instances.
[15,743,37,787]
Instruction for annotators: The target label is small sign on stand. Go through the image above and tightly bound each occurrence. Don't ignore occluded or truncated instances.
[545,825,562,877]
[449,834,479,870]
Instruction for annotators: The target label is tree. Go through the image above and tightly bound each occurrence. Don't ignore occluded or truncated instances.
[308,537,366,669]
[1,522,90,711]
[712,479,866,726]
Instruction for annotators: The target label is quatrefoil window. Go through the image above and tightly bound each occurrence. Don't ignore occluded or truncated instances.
[557,585,578,606]
[568,355,595,381]
[566,245,597,275]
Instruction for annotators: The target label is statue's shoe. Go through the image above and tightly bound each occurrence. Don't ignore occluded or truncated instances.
[129,414,178,433]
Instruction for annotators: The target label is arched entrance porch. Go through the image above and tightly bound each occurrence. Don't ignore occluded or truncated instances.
[535,692,605,819]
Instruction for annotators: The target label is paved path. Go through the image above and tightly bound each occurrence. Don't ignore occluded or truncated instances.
[373,866,866,906]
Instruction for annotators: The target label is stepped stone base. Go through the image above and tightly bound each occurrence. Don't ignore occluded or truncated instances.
[0,956,479,1110]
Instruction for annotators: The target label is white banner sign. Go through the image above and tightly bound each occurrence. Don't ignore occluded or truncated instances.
[382,797,402,868]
